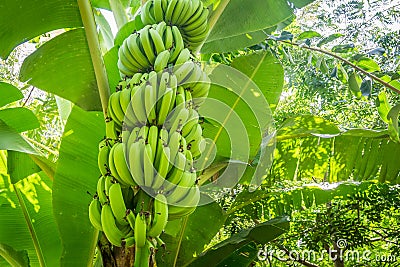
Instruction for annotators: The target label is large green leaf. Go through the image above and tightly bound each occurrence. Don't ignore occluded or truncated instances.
[0,172,62,266]
[0,108,40,133]
[19,29,101,111]
[0,120,36,154]
[187,216,290,267]
[231,51,284,111]
[52,106,104,266]
[201,26,277,53]
[0,83,23,107]
[0,0,82,59]
[204,0,293,52]
[156,200,226,267]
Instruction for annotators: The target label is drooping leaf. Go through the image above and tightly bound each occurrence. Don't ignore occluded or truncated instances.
[348,72,362,99]
[0,82,23,108]
[216,243,259,267]
[52,106,104,266]
[0,243,29,267]
[297,30,321,40]
[360,78,372,97]
[332,43,354,53]
[0,120,36,154]
[317,33,343,47]
[0,108,40,133]
[387,103,400,143]
[0,173,62,266]
[204,0,294,52]
[376,91,391,123]
[19,29,102,111]
[0,0,82,59]
[187,217,290,267]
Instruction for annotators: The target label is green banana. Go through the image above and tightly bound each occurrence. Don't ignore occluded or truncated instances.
[170,26,185,63]
[98,142,110,176]
[97,176,108,205]
[175,48,192,66]
[168,131,182,164]
[125,209,136,230]
[101,204,125,247]
[129,141,145,186]
[174,61,195,84]
[89,198,103,231]
[154,50,171,72]
[167,171,197,204]
[108,143,127,186]
[164,151,186,191]
[135,213,147,247]
[154,0,164,22]
[149,28,165,55]
[176,0,193,25]
[144,84,157,124]
[157,87,174,126]
[147,194,168,237]
[109,183,129,225]
[113,143,137,186]
[141,1,156,25]
[126,34,152,71]
[165,0,179,23]
[139,26,156,64]
[131,85,147,125]
[147,125,159,156]
[163,26,174,50]
[143,143,155,188]
[171,0,186,24]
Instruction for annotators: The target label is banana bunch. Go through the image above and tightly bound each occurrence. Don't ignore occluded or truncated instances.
[118,22,188,77]
[91,1,212,265]
[140,0,210,50]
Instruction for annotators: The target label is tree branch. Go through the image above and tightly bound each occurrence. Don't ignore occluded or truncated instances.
[278,40,400,95]
[77,0,111,118]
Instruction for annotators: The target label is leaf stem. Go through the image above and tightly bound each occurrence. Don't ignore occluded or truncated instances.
[13,184,46,267]
[279,40,400,95]
[77,0,111,117]
[173,216,189,267]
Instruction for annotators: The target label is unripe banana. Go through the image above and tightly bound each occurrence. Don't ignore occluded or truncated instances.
[131,86,147,125]
[175,0,192,25]
[165,0,178,23]
[89,198,103,231]
[167,171,197,204]
[157,87,175,126]
[101,204,125,247]
[141,1,157,25]
[125,209,136,230]
[154,0,164,22]
[126,34,152,71]
[154,50,171,72]
[97,176,108,205]
[109,183,129,225]
[134,213,147,247]
[175,48,192,66]
[140,26,156,64]
[144,84,157,124]
[147,194,168,237]
[174,61,195,84]
[143,143,155,187]
[170,26,185,63]
[114,142,137,186]
[129,141,145,186]
[149,28,166,55]
[164,151,186,191]
[168,131,182,164]
[108,143,128,186]
[163,26,174,50]
[98,142,110,176]
[147,125,159,156]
